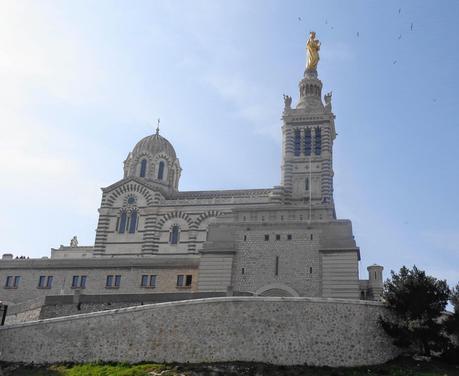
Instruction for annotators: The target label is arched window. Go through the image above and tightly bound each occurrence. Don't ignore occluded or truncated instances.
[128,211,138,234]
[157,161,165,180]
[169,225,180,244]
[118,212,127,234]
[140,159,147,178]
[304,128,312,156]
[314,127,322,155]
[294,129,301,156]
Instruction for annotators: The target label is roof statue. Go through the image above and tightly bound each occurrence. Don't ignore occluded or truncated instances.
[70,236,78,248]
[283,94,292,111]
[306,31,321,71]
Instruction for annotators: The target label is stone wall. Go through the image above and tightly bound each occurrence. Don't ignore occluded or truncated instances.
[0,297,399,367]
[2,297,45,325]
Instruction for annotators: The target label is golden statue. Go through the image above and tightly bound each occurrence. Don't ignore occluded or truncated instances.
[306,31,321,71]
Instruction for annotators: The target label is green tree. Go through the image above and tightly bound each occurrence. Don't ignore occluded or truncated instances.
[379,265,450,356]
[443,282,459,363]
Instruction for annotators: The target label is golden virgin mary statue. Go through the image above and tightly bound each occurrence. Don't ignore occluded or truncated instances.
[306,31,321,71]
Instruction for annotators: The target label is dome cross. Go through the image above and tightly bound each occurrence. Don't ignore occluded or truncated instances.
[156,118,160,135]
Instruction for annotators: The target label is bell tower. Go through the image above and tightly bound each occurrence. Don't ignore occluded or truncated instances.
[281,32,336,220]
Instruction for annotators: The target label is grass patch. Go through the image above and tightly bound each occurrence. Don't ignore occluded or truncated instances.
[1,357,458,376]
[0,363,178,376]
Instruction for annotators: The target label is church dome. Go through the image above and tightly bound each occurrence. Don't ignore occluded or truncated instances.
[123,128,182,191]
[132,132,177,160]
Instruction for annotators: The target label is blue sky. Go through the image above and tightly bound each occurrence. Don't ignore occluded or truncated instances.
[0,1,458,286]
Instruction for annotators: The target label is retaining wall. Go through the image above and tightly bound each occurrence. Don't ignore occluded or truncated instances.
[0,297,399,367]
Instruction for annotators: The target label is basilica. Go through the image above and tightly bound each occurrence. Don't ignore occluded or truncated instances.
[0,37,383,310]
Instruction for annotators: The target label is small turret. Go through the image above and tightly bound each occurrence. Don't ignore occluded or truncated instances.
[367,264,384,300]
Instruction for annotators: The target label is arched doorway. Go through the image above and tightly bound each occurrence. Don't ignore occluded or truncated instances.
[255,283,300,297]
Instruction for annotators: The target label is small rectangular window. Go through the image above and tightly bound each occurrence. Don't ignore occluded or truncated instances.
[310,234,313,240]
[38,276,46,288]
[106,275,113,287]
[287,234,292,240]
[176,274,184,287]
[114,275,121,287]
[275,256,279,276]
[72,275,87,288]
[46,276,53,288]
[264,234,269,241]
[243,235,247,241]
[5,276,12,288]
[185,275,192,287]
[310,267,313,274]
[13,276,20,288]
[276,234,281,241]
[141,275,157,287]
[241,267,245,275]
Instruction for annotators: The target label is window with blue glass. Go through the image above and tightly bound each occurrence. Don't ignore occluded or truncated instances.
[118,211,127,234]
[139,159,147,177]
[71,275,87,289]
[141,274,157,288]
[157,161,165,180]
[106,275,121,288]
[314,127,322,155]
[38,275,53,289]
[304,128,312,155]
[169,225,180,245]
[294,129,301,156]
[4,275,21,288]
[128,211,138,234]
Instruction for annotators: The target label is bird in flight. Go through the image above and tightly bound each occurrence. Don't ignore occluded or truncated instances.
[356,31,360,37]
[393,60,397,64]
[298,16,302,21]
[398,8,401,14]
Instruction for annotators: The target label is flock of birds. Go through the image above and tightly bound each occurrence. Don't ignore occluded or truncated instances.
[298,7,415,66]
[298,8,439,105]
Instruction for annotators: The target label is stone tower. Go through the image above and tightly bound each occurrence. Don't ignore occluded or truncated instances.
[367,264,384,300]
[281,64,336,221]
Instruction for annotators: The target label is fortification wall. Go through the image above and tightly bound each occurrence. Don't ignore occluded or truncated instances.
[0,297,399,367]
[2,297,45,325]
